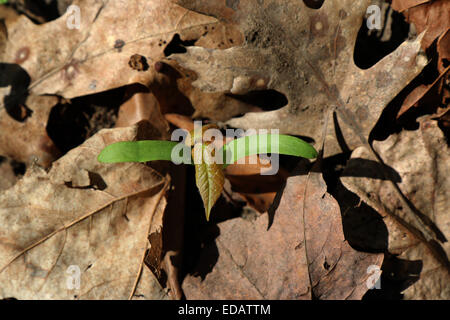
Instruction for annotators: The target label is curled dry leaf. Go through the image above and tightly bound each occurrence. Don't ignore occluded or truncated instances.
[0,121,170,299]
[182,162,382,299]
[115,86,171,140]
[224,158,288,213]
[341,117,450,299]
[172,0,427,157]
[397,66,450,118]
[391,0,450,50]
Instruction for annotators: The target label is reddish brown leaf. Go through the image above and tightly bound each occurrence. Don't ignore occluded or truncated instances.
[392,0,450,49]
[182,163,382,299]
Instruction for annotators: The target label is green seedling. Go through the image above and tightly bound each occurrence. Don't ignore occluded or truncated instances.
[98,125,318,220]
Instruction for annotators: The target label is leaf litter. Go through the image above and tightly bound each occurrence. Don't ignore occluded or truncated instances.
[0,0,449,300]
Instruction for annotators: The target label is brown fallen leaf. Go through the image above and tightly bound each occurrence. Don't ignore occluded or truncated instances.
[0,121,170,299]
[1,0,263,135]
[0,0,214,98]
[0,0,252,123]
[390,0,431,13]
[437,29,450,74]
[341,116,450,299]
[115,85,171,140]
[182,161,383,299]
[147,164,187,300]
[172,0,427,158]
[224,158,288,213]
[0,94,60,167]
[397,66,450,118]
[391,0,450,50]
[165,113,195,132]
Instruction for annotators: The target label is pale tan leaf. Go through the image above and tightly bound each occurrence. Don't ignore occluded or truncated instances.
[341,116,450,299]
[0,121,169,299]
[172,0,427,157]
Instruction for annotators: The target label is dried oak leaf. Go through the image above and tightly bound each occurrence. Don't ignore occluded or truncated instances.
[341,116,450,299]
[1,0,215,97]
[0,0,248,123]
[0,122,169,299]
[182,162,382,299]
[172,0,427,157]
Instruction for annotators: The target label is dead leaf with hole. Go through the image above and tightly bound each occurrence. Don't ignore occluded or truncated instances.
[182,162,383,299]
[0,121,170,299]
[341,116,450,299]
[0,0,253,122]
[0,0,213,98]
[172,0,427,157]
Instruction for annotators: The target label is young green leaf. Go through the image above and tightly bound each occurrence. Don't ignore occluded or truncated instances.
[97,140,179,163]
[97,131,317,221]
[221,134,317,167]
[193,143,224,221]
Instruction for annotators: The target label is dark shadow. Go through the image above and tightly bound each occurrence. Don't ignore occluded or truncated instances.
[405,200,448,244]
[189,225,221,281]
[267,180,286,231]
[370,55,442,142]
[226,174,287,194]
[322,153,389,252]
[10,159,26,176]
[303,0,325,10]
[227,90,288,111]
[333,111,351,154]
[164,33,197,56]
[0,63,31,122]
[343,158,401,182]
[354,6,410,69]
[87,172,107,190]
[7,0,61,24]
[180,166,221,282]
[63,172,107,190]
[437,110,450,146]
[363,254,422,300]
[328,150,448,261]
[337,180,389,252]
[46,85,125,154]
